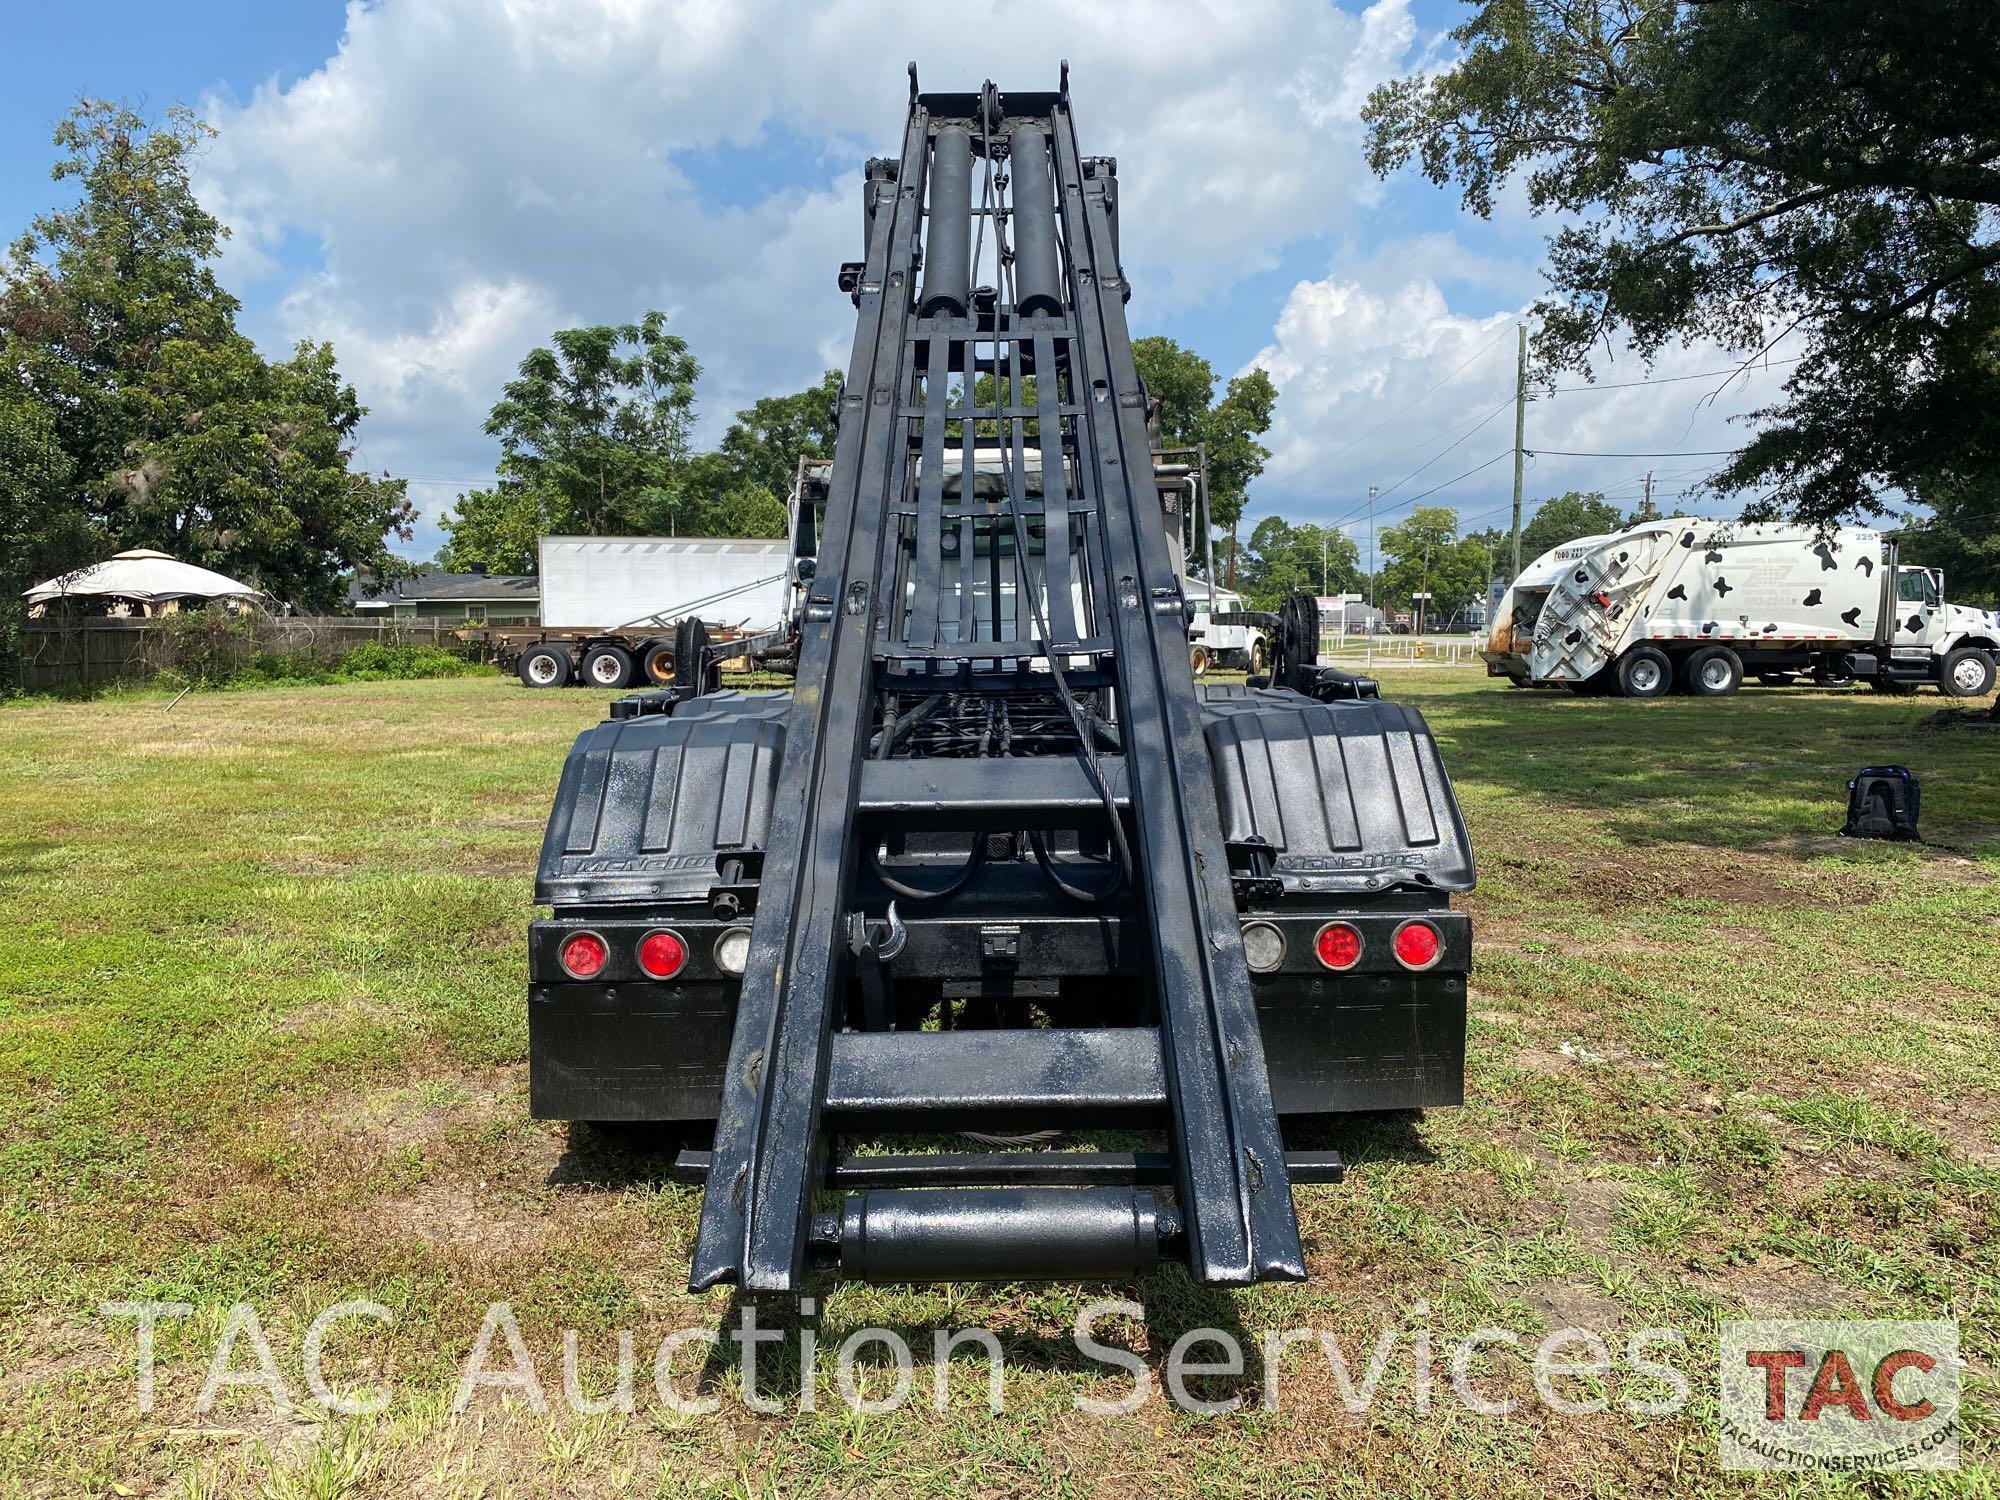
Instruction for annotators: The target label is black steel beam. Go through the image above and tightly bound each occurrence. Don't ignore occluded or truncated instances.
[687,104,932,1294]
[1048,106,1305,1284]
[826,1027,1165,1115]
[671,1149,1347,1190]
[858,755,1128,829]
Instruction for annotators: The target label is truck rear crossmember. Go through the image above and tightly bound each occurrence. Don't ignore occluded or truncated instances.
[527,68,1476,1290]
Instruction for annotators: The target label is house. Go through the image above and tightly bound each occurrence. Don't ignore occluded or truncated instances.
[347,567,539,625]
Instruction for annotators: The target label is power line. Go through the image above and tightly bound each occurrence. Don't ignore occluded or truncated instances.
[1547,357,1802,392]
[1372,402,1514,502]
[1529,446,1739,459]
[1400,449,1513,509]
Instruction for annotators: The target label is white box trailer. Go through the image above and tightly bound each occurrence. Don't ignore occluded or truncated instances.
[1482,517,1999,697]
[537,537,789,632]
[505,536,793,689]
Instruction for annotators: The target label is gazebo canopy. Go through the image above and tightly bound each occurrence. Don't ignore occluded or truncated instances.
[23,550,262,606]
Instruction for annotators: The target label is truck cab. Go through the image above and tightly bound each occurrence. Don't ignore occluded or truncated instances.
[1185,580,1268,676]
[1890,565,2000,695]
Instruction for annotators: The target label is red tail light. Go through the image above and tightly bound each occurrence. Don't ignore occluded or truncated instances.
[637,929,688,980]
[559,931,609,980]
[1314,922,1363,971]
[1392,920,1441,971]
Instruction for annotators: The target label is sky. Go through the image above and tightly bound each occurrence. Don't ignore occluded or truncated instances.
[5,0,1804,566]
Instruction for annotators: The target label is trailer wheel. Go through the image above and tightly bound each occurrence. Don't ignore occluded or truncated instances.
[1189,644,1210,678]
[1941,646,1996,698]
[517,644,572,688]
[1684,645,1742,697]
[1249,638,1268,675]
[640,638,676,685]
[581,645,636,689]
[1615,646,1673,699]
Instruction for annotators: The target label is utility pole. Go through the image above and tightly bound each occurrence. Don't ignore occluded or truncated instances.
[1366,484,1378,671]
[1510,321,1527,577]
[1639,470,1656,520]
[1320,532,1328,598]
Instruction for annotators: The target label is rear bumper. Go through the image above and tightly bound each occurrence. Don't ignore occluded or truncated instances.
[527,910,1468,1123]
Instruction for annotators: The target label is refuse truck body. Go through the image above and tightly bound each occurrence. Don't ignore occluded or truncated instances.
[1482,518,1999,697]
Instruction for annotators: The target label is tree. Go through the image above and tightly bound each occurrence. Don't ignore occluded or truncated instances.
[0,377,83,677]
[1132,337,1278,584]
[443,312,699,571]
[1900,484,2000,607]
[1519,491,1624,564]
[1365,2,2000,527]
[677,372,839,537]
[433,484,565,577]
[1377,506,1488,620]
[1238,518,1362,611]
[0,100,411,626]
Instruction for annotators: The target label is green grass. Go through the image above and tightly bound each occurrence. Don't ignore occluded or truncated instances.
[1,669,1997,1496]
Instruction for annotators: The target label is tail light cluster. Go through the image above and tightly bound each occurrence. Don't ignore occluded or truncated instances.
[1308,918,1444,973]
[558,928,690,981]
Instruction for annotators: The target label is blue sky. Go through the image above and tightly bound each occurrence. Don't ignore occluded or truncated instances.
[6,1,1798,563]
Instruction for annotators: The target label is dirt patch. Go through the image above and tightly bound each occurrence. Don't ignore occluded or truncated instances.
[274,994,391,1035]
[1524,1280,1626,1331]
[1699,1259,1860,1317]
[315,1069,523,1149]
[1563,1177,1621,1255]
[2,1314,116,1397]
[358,1179,549,1256]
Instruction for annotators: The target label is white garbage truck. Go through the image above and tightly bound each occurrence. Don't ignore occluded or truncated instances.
[1481,517,1999,698]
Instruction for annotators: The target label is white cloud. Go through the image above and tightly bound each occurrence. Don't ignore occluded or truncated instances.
[189,0,1429,551]
[1245,245,1802,543]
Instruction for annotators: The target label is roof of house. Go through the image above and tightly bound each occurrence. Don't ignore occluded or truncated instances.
[349,571,539,607]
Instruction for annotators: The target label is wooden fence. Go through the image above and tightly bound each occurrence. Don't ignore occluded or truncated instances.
[19,616,468,693]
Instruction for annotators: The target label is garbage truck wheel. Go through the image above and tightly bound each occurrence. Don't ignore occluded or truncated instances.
[1684,645,1742,697]
[1941,647,1996,698]
[1615,646,1673,699]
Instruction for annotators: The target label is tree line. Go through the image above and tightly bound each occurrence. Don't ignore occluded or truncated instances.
[0,102,413,678]
[436,328,1280,578]
[12,4,1996,695]
[1234,491,1628,619]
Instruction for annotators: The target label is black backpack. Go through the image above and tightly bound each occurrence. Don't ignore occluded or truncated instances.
[1841,766,1920,841]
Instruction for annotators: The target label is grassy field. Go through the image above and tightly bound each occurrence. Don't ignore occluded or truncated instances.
[1,667,1996,1497]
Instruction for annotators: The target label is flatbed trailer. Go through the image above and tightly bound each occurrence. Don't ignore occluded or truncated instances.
[472,619,774,690]
[523,69,1476,1289]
